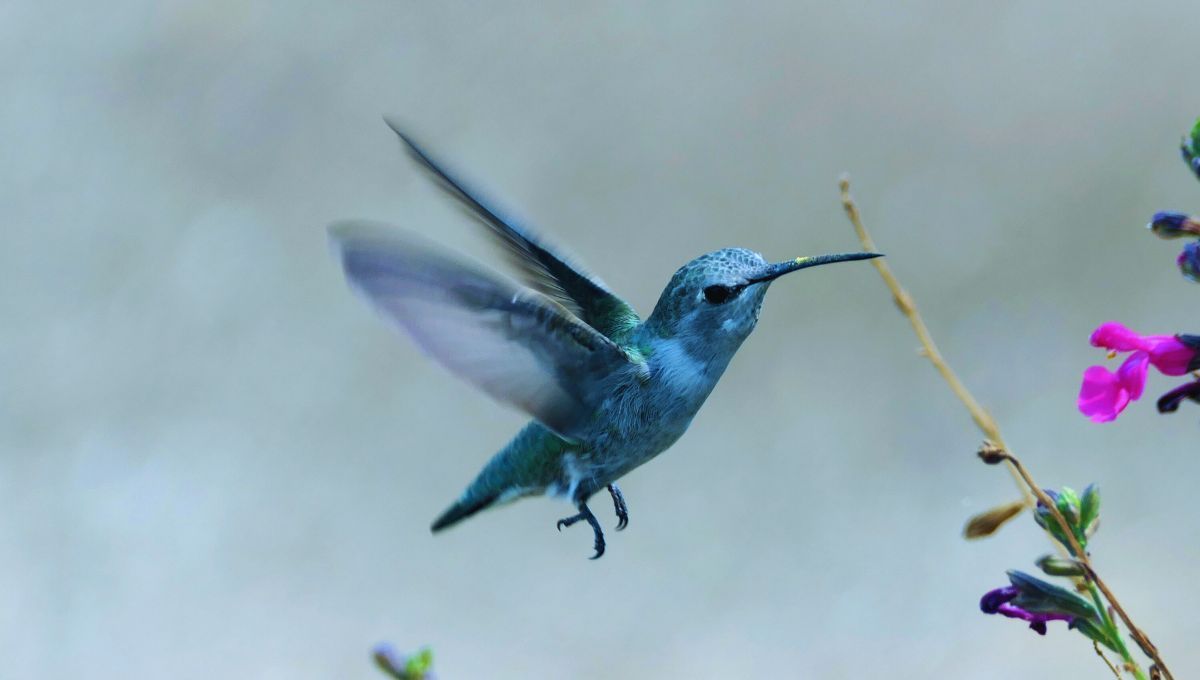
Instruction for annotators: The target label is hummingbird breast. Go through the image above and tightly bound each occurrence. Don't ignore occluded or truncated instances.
[559,336,725,500]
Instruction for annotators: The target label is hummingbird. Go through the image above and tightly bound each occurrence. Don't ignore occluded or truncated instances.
[330,119,881,559]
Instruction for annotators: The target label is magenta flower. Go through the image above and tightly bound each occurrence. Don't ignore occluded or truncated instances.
[1077,322,1198,422]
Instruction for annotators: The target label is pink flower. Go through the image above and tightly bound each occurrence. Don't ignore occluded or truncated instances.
[1077,322,1197,422]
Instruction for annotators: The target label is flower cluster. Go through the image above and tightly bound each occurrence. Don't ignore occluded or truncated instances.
[979,485,1120,652]
[1077,117,1200,422]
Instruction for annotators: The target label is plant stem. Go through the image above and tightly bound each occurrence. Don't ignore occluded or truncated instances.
[837,175,1170,679]
[837,176,1034,509]
[1086,580,1146,680]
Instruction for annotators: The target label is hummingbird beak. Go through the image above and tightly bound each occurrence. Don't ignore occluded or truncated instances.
[748,252,884,284]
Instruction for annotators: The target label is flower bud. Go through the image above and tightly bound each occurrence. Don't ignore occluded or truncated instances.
[1148,212,1200,238]
[964,501,1026,539]
[1178,242,1200,283]
[1079,484,1100,539]
[1034,488,1087,554]
[1157,379,1200,414]
[1035,554,1085,577]
[977,441,1007,465]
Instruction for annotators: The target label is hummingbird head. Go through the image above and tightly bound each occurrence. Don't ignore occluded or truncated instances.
[644,247,881,366]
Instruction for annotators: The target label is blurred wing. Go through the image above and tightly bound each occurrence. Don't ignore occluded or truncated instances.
[330,220,630,440]
[384,118,641,341]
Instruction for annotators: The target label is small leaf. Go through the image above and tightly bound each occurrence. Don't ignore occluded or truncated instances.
[964,501,1026,539]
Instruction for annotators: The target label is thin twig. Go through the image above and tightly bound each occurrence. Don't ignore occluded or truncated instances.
[1095,641,1123,679]
[838,176,1033,508]
[838,175,1172,680]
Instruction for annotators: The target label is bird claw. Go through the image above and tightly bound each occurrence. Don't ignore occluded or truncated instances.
[607,484,629,531]
[588,540,605,560]
[556,503,605,559]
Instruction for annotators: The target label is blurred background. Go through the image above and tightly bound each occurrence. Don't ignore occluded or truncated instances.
[4,2,1200,678]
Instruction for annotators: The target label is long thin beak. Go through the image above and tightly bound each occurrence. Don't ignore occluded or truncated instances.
[748,252,883,284]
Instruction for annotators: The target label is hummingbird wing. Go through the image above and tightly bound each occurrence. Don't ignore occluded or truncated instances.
[384,119,641,341]
[330,220,632,441]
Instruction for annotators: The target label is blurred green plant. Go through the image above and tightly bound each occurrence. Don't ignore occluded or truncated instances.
[373,644,436,680]
[1180,116,1200,180]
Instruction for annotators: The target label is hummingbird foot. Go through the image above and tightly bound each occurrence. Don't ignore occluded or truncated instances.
[555,502,605,559]
[606,484,629,531]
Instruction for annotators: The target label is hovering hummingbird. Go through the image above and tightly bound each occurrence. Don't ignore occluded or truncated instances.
[330,119,881,559]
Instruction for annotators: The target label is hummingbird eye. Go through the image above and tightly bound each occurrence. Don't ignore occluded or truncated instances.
[702,284,737,304]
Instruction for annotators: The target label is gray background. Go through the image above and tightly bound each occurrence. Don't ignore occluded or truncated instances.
[4,2,1200,678]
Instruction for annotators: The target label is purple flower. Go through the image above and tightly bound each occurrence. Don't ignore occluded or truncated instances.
[980,585,1073,635]
[1179,242,1200,283]
[981,571,1117,650]
[1077,322,1200,422]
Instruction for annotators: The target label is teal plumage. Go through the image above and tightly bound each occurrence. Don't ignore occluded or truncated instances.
[331,121,881,558]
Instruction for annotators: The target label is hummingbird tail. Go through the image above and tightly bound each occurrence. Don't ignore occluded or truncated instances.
[430,493,499,533]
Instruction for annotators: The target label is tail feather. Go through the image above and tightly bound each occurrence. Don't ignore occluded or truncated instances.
[430,494,498,532]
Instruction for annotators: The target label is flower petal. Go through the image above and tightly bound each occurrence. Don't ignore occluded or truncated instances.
[1145,336,1197,376]
[980,586,1018,614]
[1116,351,1150,401]
[1089,322,1145,352]
[1077,365,1130,422]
